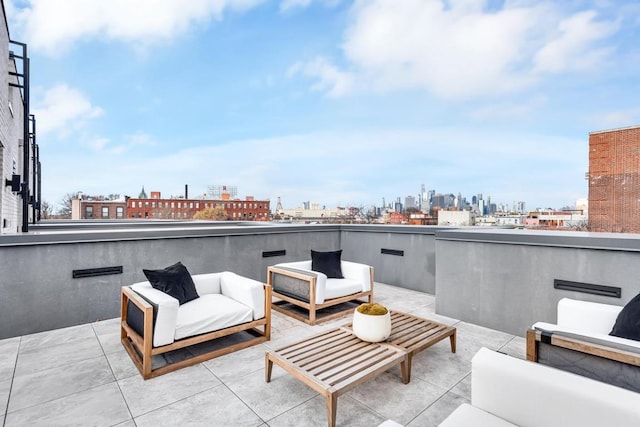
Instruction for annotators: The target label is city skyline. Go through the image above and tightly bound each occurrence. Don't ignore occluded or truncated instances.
[6,1,640,211]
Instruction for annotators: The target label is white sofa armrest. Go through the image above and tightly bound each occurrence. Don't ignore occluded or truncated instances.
[129,281,179,347]
[471,347,640,426]
[220,272,266,320]
[341,261,373,292]
[557,298,622,334]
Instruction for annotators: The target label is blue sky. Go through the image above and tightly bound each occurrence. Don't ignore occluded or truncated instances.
[6,0,640,211]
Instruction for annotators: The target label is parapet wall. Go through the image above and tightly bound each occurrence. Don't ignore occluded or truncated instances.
[3,222,639,339]
[435,228,640,336]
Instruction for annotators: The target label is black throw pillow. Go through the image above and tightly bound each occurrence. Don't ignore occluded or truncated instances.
[610,293,640,341]
[311,249,344,279]
[143,261,199,305]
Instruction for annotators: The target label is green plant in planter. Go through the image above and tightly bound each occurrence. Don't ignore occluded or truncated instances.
[357,303,388,315]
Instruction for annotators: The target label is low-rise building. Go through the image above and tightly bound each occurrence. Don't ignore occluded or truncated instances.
[438,210,476,226]
[127,192,270,221]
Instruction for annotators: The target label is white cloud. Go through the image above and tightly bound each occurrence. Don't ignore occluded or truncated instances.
[31,84,103,137]
[288,56,354,97]
[8,0,263,55]
[293,0,621,99]
[533,10,619,73]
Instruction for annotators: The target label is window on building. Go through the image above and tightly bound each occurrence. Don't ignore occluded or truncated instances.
[145,201,149,207]
[85,206,94,219]
[178,202,181,208]
[152,202,156,208]
[196,203,199,209]
[190,202,193,209]
[116,207,124,219]
[102,206,109,218]
[171,202,175,208]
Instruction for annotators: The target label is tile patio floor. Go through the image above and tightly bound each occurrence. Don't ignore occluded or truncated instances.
[0,283,526,427]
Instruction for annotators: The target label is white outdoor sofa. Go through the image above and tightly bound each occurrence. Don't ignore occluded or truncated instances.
[439,347,640,426]
[267,260,373,324]
[527,297,640,392]
[121,271,271,379]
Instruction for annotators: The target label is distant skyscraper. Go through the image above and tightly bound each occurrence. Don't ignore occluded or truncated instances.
[405,195,416,211]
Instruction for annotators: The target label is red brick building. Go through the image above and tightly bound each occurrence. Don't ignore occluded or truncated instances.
[588,125,640,233]
[127,192,270,221]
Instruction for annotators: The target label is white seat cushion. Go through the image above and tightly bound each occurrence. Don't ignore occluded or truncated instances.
[324,278,362,300]
[175,294,253,340]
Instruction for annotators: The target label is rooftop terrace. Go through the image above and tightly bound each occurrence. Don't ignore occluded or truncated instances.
[0,283,525,426]
[1,221,637,425]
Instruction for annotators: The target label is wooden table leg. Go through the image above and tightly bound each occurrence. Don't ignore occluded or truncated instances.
[327,393,337,427]
[401,357,410,384]
[450,330,457,353]
[265,353,273,382]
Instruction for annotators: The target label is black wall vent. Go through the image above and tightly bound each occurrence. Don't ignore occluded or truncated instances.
[381,248,404,256]
[554,279,621,298]
[262,250,286,258]
[73,266,123,279]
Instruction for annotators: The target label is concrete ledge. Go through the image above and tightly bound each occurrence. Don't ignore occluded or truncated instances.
[436,228,640,252]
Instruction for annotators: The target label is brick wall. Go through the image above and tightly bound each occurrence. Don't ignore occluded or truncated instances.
[588,126,640,232]
[0,10,26,234]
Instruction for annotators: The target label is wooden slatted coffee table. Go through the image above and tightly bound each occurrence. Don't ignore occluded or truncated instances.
[265,328,408,427]
[382,310,457,382]
[265,311,456,426]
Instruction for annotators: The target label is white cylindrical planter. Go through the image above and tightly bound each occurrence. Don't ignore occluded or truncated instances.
[352,308,391,342]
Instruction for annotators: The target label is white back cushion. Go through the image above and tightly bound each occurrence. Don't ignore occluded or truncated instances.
[191,272,222,295]
[557,298,622,334]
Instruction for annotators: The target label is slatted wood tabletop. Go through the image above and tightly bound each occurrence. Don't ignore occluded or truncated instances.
[265,328,408,427]
[341,310,456,381]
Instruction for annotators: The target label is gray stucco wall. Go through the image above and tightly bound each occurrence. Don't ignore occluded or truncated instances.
[435,229,640,336]
[339,225,442,293]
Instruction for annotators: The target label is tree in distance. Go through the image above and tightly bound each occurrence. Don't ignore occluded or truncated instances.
[193,206,229,221]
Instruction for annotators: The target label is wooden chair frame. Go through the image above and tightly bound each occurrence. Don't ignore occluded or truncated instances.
[121,284,271,380]
[267,266,373,325]
[526,328,640,392]
[526,328,640,366]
